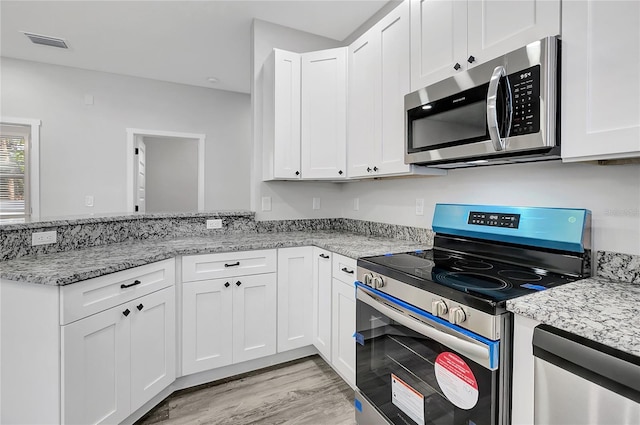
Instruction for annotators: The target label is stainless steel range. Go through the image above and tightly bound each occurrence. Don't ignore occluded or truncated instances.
[354,204,591,425]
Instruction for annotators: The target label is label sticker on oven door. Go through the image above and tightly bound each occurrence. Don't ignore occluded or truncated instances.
[391,374,425,425]
[434,352,479,410]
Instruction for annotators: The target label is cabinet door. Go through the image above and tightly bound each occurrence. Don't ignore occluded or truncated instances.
[263,49,302,180]
[312,248,333,360]
[331,278,356,387]
[182,279,233,374]
[561,0,640,161]
[378,1,412,175]
[130,287,176,412]
[301,47,348,179]
[62,305,131,425]
[347,31,379,178]
[410,0,467,91]
[277,247,313,352]
[466,0,560,67]
[233,273,277,363]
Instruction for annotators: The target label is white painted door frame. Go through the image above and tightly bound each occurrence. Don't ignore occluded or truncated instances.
[126,128,205,213]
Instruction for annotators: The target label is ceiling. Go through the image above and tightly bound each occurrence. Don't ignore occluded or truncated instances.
[0,0,394,94]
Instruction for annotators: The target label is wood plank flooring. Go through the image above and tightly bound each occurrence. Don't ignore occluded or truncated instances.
[136,356,356,425]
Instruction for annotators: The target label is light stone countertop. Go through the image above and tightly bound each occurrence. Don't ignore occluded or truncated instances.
[507,277,640,357]
[0,230,428,286]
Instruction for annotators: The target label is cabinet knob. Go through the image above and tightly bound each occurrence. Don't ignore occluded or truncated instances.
[224,282,230,288]
[453,62,462,71]
[295,171,300,176]
[235,281,242,286]
[137,303,144,311]
[467,55,476,63]
[366,167,372,172]
[373,166,378,172]
[338,170,343,175]
[122,309,131,317]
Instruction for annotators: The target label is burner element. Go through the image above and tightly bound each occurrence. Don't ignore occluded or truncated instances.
[383,255,435,272]
[497,270,543,282]
[433,251,452,261]
[453,259,494,270]
[437,272,512,291]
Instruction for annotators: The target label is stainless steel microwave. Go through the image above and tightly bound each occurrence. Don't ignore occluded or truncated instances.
[405,37,559,168]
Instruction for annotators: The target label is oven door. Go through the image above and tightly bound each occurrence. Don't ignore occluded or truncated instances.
[355,283,500,425]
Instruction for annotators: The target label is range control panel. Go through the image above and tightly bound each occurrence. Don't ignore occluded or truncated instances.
[508,65,540,136]
[468,211,521,229]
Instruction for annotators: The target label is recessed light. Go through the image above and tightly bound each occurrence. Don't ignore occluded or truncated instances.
[22,31,69,49]
[422,105,432,110]
[466,160,489,165]
[206,77,219,83]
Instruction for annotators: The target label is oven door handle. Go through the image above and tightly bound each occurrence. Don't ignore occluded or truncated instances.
[487,65,513,152]
[358,288,497,370]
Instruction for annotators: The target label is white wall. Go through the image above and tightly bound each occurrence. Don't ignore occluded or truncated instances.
[339,161,640,255]
[251,19,345,221]
[1,58,251,217]
[144,136,198,213]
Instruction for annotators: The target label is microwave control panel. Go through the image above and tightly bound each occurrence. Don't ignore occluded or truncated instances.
[508,65,540,136]
[468,211,521,229]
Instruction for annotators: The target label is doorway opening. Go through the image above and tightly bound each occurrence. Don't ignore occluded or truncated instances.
[126,128,205,213]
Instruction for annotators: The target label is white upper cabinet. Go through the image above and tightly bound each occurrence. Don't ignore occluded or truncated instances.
[262,49,302,180]
[301,47,348,179]
[561,0,640,162]
[410,0,560,91]
[349,1,445,178]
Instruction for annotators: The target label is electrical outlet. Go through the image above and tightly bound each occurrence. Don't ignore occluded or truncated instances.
[353,198,360,211]
[313,197,321,210]
[206,219,223,229]
[32,231,57,246]
[262,196,272,211]
[415,198,425,216]
[85,195,94,207]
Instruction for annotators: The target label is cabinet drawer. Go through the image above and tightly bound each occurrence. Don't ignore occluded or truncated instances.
[60,259,175,325]
[182,249,276,282]
[332,253,357,285]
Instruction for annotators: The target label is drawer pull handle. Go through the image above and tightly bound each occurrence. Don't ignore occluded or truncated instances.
[137,304,144,311]
[122,309,131,317]
[319,254,330,259]
[225,262,240,268]
[235,281,242,286]
[341,267,354,274]
[121,279,141,289]
[224,282,230,288]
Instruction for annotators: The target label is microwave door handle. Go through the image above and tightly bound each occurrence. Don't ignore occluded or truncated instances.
[358,288,495,369]
[487,65,507,151]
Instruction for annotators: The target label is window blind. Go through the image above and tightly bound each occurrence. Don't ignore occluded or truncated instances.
[0,127,29,218]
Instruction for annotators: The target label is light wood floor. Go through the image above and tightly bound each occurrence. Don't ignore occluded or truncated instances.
[136,356,356,425]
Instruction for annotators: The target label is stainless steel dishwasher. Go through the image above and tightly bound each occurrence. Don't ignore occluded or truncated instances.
[533,324,640,424]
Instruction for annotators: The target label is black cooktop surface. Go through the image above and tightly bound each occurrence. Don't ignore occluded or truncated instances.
[359,249,579,304]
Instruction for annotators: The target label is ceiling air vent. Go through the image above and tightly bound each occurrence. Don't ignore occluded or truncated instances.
[23,32,69,49]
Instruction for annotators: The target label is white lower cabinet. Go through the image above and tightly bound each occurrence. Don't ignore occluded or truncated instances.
[182,278,233,374]
[62,286,175,425]
[182,251,277,375]
[331,277,356,387]
[233,273,277,363]
[312,247,333,360]
[277,247,313,352]
[182,274,277,374]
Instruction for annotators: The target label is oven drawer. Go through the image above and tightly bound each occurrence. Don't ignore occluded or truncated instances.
[333,253,357,284]
[182,250,276,282]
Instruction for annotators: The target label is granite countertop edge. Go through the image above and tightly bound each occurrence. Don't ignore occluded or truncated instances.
[0,231,429,286]
[506,277,640,357]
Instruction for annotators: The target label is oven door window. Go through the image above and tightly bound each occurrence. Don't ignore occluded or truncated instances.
[407,82,491,152]
[356,299,498,425]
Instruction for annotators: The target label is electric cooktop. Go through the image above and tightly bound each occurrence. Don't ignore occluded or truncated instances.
[359,248,579,304]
